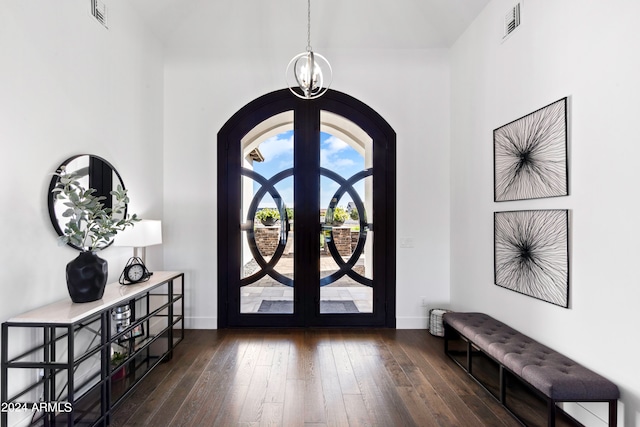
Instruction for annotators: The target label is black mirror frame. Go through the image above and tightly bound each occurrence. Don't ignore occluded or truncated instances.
[48,154,127,251]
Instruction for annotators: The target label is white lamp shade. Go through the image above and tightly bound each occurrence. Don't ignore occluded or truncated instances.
[114,219,162,247]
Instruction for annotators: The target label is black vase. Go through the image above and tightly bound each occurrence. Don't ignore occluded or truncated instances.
[261,218,277,226]
[66,251,108,303]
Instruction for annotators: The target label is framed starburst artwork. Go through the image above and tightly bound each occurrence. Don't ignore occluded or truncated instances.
[494,210,569,307]
[494,97,568,202]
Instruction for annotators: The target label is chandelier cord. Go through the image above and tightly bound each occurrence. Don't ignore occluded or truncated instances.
[285,0,331,99]
[306,0,312,52]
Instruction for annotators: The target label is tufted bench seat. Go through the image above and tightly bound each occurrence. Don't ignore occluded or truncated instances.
[443,312,619,426]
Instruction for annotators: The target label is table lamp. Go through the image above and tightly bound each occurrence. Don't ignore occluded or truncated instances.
[114,219,162,265]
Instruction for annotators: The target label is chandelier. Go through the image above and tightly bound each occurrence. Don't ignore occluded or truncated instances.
[286,0,332,99]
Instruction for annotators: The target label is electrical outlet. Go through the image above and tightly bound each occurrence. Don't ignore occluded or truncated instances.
[421,296,428,306]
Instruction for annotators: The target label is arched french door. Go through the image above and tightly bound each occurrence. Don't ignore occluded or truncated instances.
[218,89,395,327]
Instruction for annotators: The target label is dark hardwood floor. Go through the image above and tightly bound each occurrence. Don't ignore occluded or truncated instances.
[111,329,581,427]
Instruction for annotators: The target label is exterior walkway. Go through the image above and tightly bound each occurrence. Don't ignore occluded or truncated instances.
[241,285,372,314]
[241,254,372,313]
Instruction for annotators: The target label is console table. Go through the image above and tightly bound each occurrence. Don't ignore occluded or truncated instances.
[1,271,184,426]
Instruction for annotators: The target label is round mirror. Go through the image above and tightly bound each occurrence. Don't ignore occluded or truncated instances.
[48,155,127,251]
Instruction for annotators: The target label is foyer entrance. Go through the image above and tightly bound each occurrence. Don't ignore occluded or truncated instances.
[217,89,396,327]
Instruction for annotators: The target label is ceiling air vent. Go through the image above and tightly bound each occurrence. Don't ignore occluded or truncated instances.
[91,0,108,28]
[503,3,521,38]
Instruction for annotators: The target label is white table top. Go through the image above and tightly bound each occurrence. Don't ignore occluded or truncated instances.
[6,271,183,325]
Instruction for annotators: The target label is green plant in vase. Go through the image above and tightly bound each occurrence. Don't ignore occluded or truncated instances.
[52,166,139,303]
[255,208,280,226]
[110,351,127,368]
[111,349,128,380]
[332,207,349,225]
[53,166,139,250]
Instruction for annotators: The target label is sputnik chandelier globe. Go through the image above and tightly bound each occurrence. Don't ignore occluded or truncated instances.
[286,0,332,99]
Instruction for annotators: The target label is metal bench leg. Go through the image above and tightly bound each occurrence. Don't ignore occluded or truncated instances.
[548,400,556,427]
[609,400,617,426]
[499,365,506,405]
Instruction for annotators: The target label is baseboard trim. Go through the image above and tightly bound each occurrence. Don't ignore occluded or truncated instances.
[395,316,428,329]
[183,316,428,330]
[185,316,217,329]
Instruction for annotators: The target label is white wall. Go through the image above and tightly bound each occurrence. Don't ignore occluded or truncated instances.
[450,1,640,425]
[163,45,452,329]
[0,3,163,422]
[0,1,164,316]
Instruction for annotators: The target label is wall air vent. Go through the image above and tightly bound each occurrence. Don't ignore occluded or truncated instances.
[503,3,521,38]
[91,0,108,28]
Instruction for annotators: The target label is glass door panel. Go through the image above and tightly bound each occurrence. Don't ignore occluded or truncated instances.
[240,130,294,314]
[319,120,374,314]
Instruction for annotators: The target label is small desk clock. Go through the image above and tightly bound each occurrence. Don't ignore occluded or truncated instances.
[119,257,152,285]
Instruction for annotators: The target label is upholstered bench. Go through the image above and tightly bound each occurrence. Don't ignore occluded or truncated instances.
[443,312,619,427]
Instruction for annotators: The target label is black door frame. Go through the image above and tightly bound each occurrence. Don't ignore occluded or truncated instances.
[217,89,396,327]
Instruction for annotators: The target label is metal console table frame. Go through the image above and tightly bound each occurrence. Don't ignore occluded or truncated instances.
[2,271,184,427]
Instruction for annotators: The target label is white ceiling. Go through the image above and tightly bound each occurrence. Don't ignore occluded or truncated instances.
[129,0,491,50]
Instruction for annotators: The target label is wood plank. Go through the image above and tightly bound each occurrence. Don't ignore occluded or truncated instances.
[342,394,373,426]
[302,331,327,424]
[211,384,250,426]
[238,364,271,424]
[286,330,305,380]
[259,402,284,426]
[282,379,305,426]
[396,385,440,426]
[317,344,350,426]
[329,337,360,395]
[263,339,290,404]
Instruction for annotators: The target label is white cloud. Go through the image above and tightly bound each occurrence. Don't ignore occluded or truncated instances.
[321,135,353,169]
[259,134,294,164]
[324,136,349,153]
